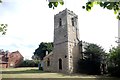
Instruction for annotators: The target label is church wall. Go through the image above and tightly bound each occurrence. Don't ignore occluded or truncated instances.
[42,53,53,72]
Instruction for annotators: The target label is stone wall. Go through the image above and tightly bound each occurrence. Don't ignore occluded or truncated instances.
[42,52,53,72]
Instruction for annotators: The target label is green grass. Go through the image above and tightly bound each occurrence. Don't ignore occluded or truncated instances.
[1,67,119,79]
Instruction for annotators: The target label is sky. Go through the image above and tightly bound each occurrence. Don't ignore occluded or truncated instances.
[0,0,118,60]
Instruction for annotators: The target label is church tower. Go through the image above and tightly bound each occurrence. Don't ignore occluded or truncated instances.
[53,9,81,73]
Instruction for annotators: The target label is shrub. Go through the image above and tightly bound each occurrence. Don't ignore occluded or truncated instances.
[19,60,40,67]
[78,59,101,75]
[108,66,120,77]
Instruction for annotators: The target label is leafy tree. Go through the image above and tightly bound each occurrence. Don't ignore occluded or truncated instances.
[78,42,107,74]
[83,43,105,62]
[83,1,120,19]
[33,42,53,60]
[47,0,64,9]
[109,46,120,67]
[0,24,7,35]
[108,46,120,76]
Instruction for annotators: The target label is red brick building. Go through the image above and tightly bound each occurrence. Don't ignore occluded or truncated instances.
[0,50,23,68]
[0,53,8,68]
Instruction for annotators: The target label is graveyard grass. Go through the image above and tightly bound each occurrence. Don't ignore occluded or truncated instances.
[1,67,118,79]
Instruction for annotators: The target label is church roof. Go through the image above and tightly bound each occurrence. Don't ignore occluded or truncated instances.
[43,51,53,60]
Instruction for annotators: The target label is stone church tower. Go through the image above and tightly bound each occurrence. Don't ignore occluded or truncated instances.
[52,9,81,73]
[42,9,82,74]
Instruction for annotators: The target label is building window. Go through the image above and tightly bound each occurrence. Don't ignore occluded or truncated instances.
[65,55,67,58]
[70,56,72,58]
[59,18,62,26]
[71,18,74,26]
[47,58,50,66]
[59,58,62,70]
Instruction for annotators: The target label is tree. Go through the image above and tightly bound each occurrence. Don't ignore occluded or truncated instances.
[0,24,7,35]
[33,42,53,60]
[109,46,120,67]
[84,43,105,62]
[108,46,120,76]
[78,42,107,74]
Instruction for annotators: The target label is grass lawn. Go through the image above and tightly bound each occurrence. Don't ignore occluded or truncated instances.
[1,67,119,80]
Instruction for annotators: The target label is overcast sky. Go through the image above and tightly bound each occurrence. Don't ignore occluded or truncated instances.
[0,0,118,59]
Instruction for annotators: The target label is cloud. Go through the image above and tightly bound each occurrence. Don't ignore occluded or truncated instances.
[0,35,37,59]
[0,0,118,59]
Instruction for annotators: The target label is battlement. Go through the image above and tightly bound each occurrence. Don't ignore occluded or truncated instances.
[55,8,77,17]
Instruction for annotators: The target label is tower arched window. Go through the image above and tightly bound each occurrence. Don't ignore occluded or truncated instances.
[59,58,62,70]
[71,18,74,26]
[59,18,62,26]
[47,58,50,66]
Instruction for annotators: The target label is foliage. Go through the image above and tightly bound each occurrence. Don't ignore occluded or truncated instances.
[47,0,64,9]
[109,46,120,66]
[0,24,7,35]
[83,1,120,20]
[78,42,107,74]
[83,43,105,62]
[108,46,120,77]
[34,42,53,60]
[47,0,120,20]
[19,59,40,67]
[78,59,101,74]
[108,66,120,77]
